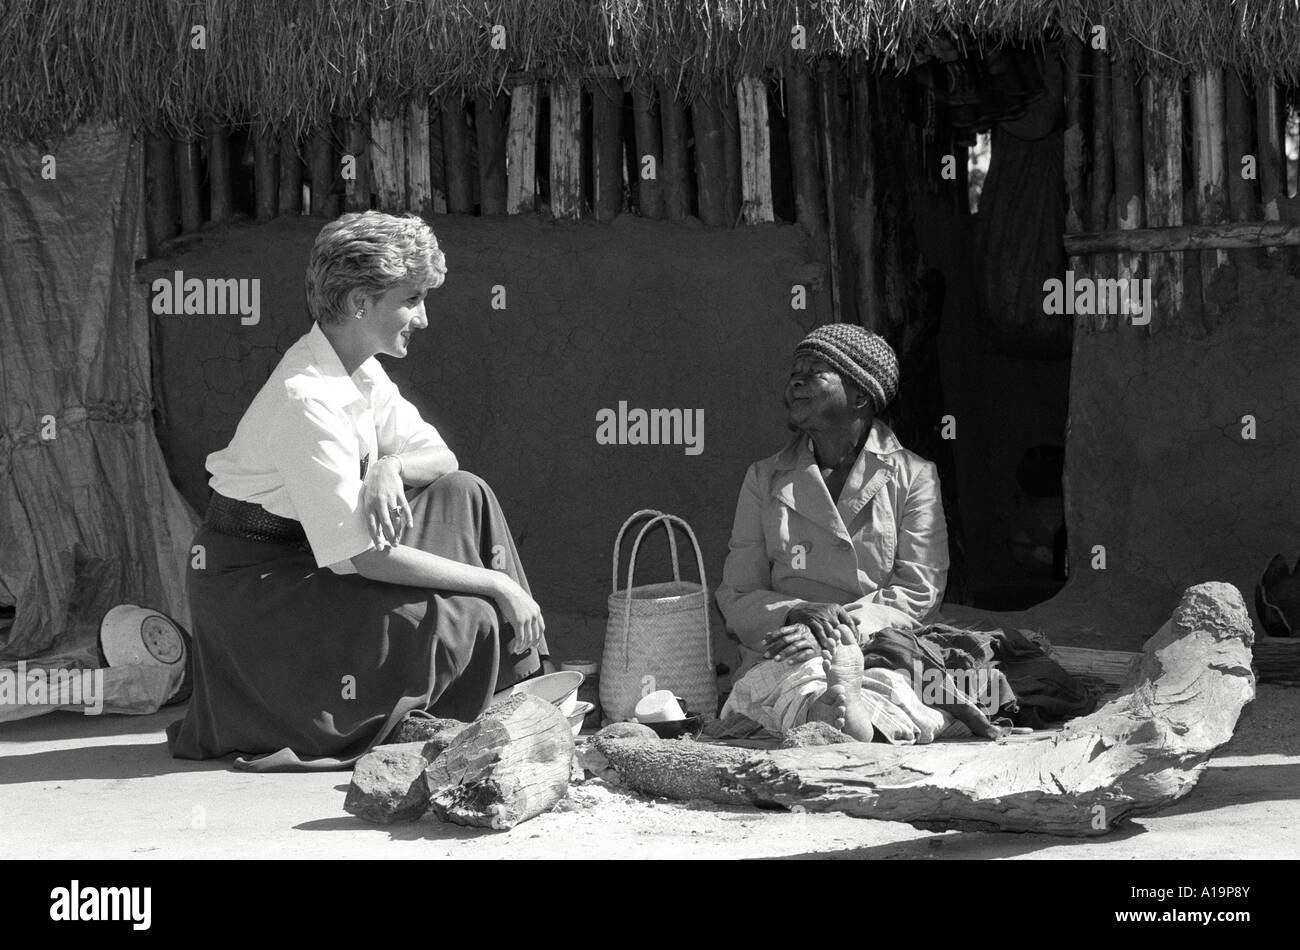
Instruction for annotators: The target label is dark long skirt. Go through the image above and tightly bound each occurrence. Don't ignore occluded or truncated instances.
[165,470,546,771]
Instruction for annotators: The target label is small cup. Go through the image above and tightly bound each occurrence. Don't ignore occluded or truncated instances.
[633,689,686,723]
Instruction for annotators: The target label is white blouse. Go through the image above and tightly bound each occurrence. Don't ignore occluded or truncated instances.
[207,322,453,573]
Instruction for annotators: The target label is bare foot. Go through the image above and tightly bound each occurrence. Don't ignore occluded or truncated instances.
[806,626,877,742]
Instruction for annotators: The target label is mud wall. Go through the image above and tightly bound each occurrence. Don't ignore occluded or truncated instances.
[143,214,832,666]
[1049,263,1300,647]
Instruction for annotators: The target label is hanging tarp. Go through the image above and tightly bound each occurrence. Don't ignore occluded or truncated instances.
[0,124,196,678]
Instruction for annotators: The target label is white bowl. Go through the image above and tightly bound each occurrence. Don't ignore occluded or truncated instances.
[566,700,595,737]
[499,670,584,715]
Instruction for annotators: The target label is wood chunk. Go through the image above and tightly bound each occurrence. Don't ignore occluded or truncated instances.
[344,742,441,824]
[598,582,1255,836]
[593,735,751,806]
[424,694,573,830]
[386,715,467,756]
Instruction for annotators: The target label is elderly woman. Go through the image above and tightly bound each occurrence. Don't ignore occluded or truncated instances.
[167,211,547,770]
[717,323,996,743]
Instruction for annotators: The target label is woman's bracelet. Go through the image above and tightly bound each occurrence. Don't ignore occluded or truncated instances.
[378,454,404,479]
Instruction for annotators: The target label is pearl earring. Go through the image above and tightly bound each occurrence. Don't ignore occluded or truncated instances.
[353,306,365,320]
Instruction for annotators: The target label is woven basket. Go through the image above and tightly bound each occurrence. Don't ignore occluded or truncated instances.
[601,509,716,724]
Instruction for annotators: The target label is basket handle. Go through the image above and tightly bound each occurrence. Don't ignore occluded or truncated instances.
[617,512,712,672]
[610,509,680,592]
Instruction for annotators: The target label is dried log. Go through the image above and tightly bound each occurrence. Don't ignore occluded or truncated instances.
[475,90,509,215]
[506,81,538,214]
[308,123,339,217]
[735,75,774,224]
[1064,221,1300,254]
[690,83,728,226]
[424,694,573,830]
[549,80,582,219]
[1191,69,1229,300]
[1142,73,1184,328]
[785,69,826,239]
[278,132,302,215]
[405,100,433,216]
[1110,58,1144,332]
[369,115,405,213]
[598,581,1254,836]
[657,80,690,220]
[847,66,877,328]
[630,77,663,219]
[439,97,473,214]
[592,78,624,223]
[253,127,278,221]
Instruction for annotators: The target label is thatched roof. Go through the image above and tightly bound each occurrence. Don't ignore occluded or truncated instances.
[3,1,1299,141]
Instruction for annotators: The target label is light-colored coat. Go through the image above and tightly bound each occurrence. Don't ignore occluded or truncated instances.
[716,420,949,673]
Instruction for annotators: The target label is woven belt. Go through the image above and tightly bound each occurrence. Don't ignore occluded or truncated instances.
[205,492,312,551]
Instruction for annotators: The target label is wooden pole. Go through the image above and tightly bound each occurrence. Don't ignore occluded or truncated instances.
[1224,72,1254,223]
[735,75,774,224]
[630,77,663,219]
[1063,36,1086,275]
[592,78,624,223]
[1224,72,1255,267]
[549,80,583,219]
[817,61,844,321]
[1142,73,1183,328]
[720,82,742,225]
[278,131,303,215]
[1088,45,1115,328]
[344,113,372,213]
[174,135,203,233]
[1191,69,1229,307]
[308,122,338,217]
[476,90,509,215]
[405,99,433,216]
[1255,77,1285,261]
[253,127,278,221]
[145,132,178,254]
[440,96,473,214]
[370,115,406,212]
[205,120,232,225]
[847,65,876,327]
[657,79,691,220]
[1065,221,1300,254]
[785,69,826,240]
[690,83,728,226]
[505,81,538,214]
[1111,58,1144,331]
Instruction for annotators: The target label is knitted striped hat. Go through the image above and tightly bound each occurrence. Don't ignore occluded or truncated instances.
[794,323,899,413]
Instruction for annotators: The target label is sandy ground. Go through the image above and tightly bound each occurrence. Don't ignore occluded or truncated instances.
[1,684,1298,860]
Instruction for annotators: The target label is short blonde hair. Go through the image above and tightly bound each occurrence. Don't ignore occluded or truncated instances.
[305,211,447,324]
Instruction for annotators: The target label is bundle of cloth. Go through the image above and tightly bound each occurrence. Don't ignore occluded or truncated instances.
[714,622,1099,745]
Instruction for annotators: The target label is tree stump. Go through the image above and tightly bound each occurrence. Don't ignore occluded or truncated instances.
[596,582,1255,836]
[423,694,573,830]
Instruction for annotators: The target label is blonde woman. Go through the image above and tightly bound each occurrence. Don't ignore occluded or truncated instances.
[167,212,546,770]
